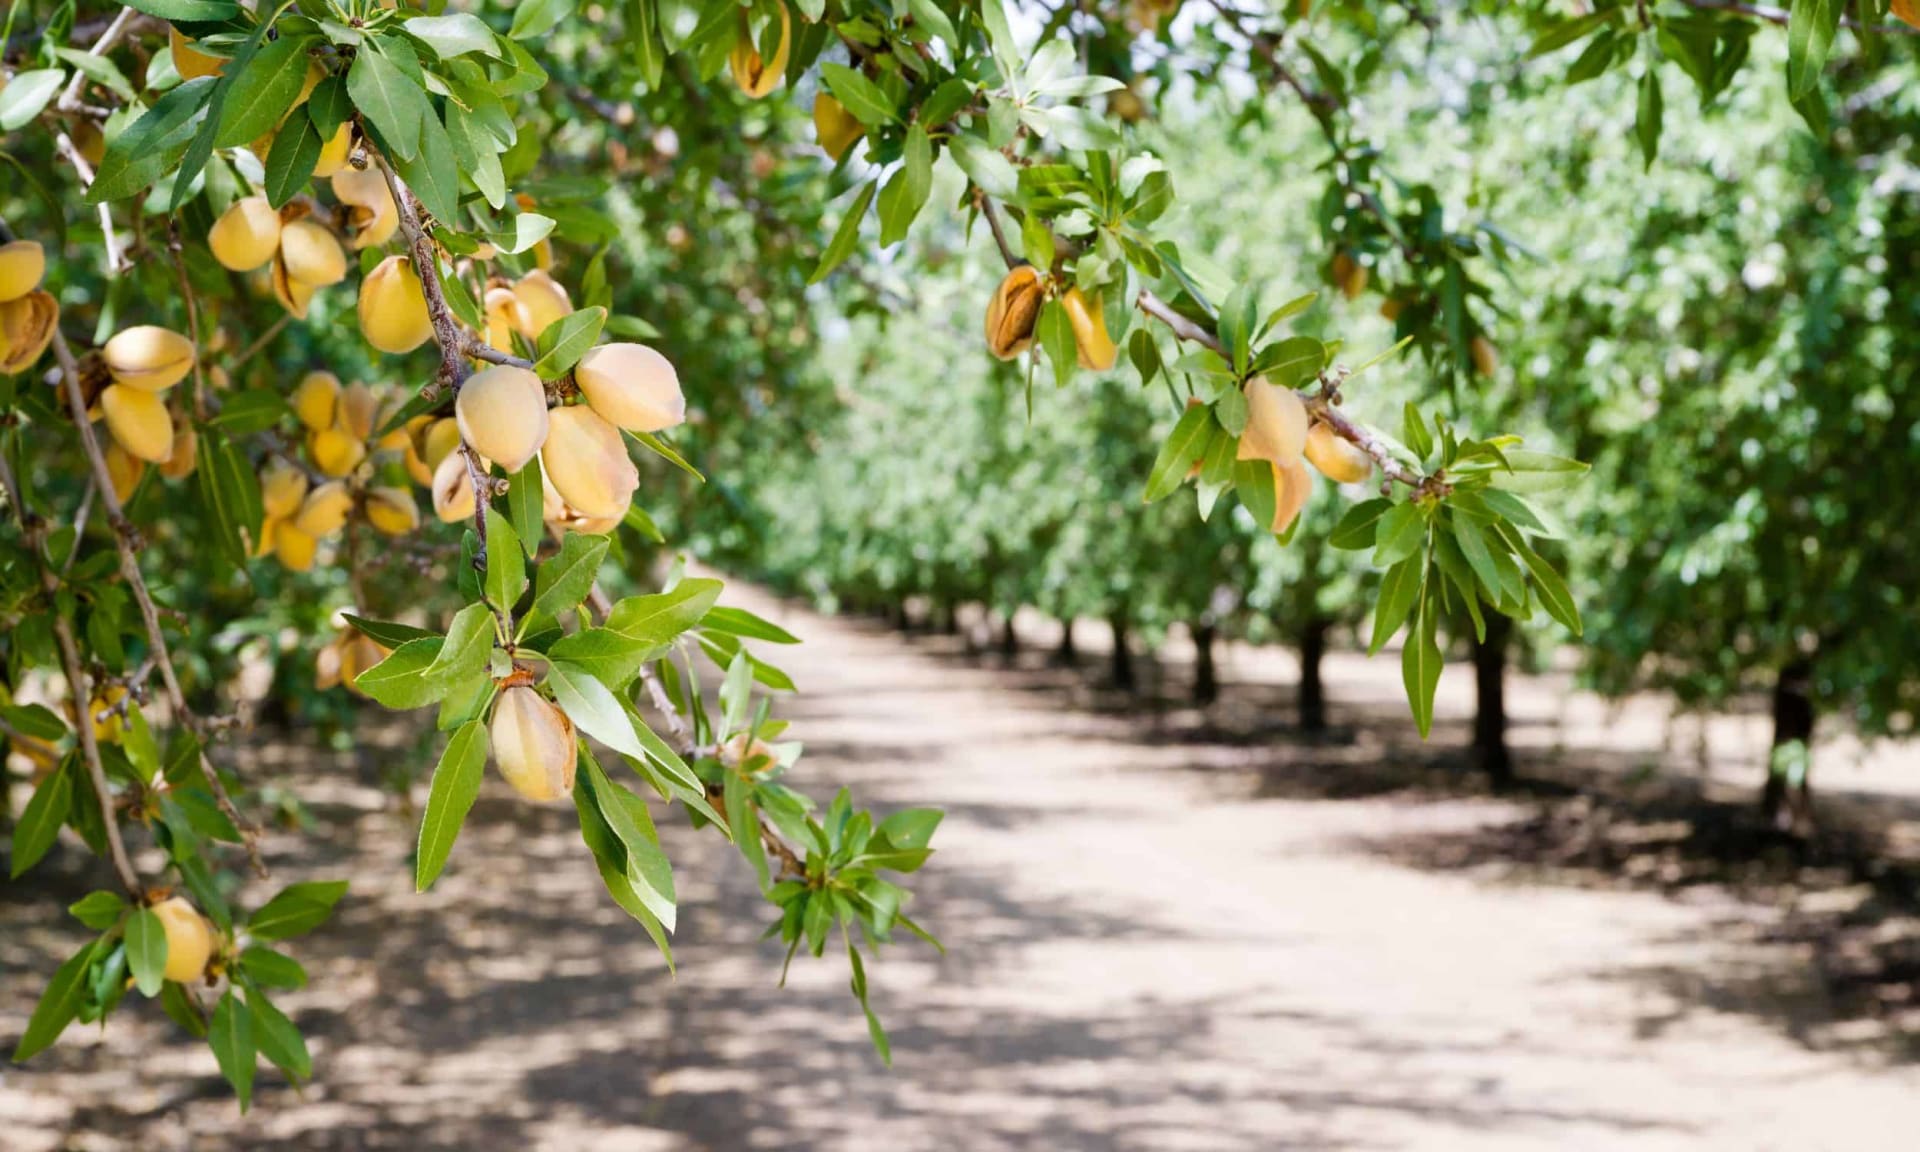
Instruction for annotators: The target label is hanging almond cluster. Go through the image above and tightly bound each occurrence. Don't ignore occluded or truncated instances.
[91,326,199,499]
[1236,377,1375,534]
[983,265,1118,371]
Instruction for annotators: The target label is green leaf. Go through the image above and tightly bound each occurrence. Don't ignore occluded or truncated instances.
[89,78,216,202]
[1036,299,1076,388]
[1402,590,1443,739]
[209,990,256,1112]
[509,0,577,39]
[532,533,610,623]
[404,13,501,59]
[1502,526,1583,637]
[68,891,127,931]
[170,12,278,210]
[820,62,898,125]
[546,628,662,690]
[877,126,933,246]
[342,614,437,648]
[348,38,426,161]
[546,661,648,762]
[1787,0,1842,100]
[604,578,724,644]
[484,510,527,614]
[239,946,307,990]
[1636,65,1663,169]
[506,461,544,556]
[263,114,322,208]
[214,33,310,148]
[125,907,169,997]
[723,769,768,891]
[1449,514,1502,604]
[10,761,72,878]
[1330,497,1393,550]
[1371,502,1425,568]
[1401,402,1433,461]
[246,880,348,942]
[1486,450,1590,493]
[949,134,1017,199]
[11,937,97,1062]
[1232,459,1276,530]
[809,178,876,284]
[120,0,239,17]
[415,721,488,891]
[1143,403,1211,503]
[396,108,461,223]
[1369,556,1423,656]
[877,808,942,850]
[247,986,311,1081]
[532,306,607,380]
[700,606,799,644]
[353,636,449,709]
[425,602,495,685]
[848,943,892,1065]
[161,982,209,1038]
[580,751,676,930]
[1527,10,1616,58]
[0,69,64,132]
[1,702,67,740]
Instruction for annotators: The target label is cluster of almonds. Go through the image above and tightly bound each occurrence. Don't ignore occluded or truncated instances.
[0,239,58,375]
[1237,379,1374,534]
[93,326,201,496]
[983,265,1119,372]
[315,625,390,696]
[444,339,684,534]
[208,168,395,320]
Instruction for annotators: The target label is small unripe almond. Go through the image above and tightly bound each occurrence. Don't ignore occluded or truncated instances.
[103,325,195,392]
[331,166,398,250]
[313,123,352,178]
[337,381,378,441]
[542,405,638,520]
[573,343,685,433]
[260,460,309,520]
[483,287,519,353]
[724,732,778,776]
[279,219,347,286]
[359,256,434,354]
[1470,335,1499,378]
[151,896,214,984]
[510,270,572,341]
[159,425,199,480]
[208,197,282,272]
[1304,422,1372,485]
[490,685,577,802]
[1271,457,1312,536]
[1236,377,1308,467]
[431,450,476,523]
[456,365,550,473]
[0,239,45,302]
[291,370,342,431]
[294,480,353,538]
[308,427,367,477]
[365,486,419,536]
[272,254,318,319]
[0,290,57,375]
[728,2,791,99]
[104,440,145,504]
[985,265,1044,360]
[101,385,175,463]
[275,522,318,571]
[169,27,224,81]
[1332,251,1368,300]
[1062,286,1118,371]
[813,92,862,160]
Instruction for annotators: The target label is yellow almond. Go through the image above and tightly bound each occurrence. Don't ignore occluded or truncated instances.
[358,256,434,354]
[541,405,638,520]
[455,365,550,474]
[151,896,214,983]
[103,325,195,392]
[290,370,342,431]
[490,685,577,802]
[279,219,348,286]
[364,486,420,536]
[0,239,45,302]
[101,385,175,463]
[208,197,282,272]
[573,343,685,433]
[509,270,572,342]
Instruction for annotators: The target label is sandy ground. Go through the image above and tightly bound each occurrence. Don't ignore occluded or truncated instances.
[5,583,1920,1151]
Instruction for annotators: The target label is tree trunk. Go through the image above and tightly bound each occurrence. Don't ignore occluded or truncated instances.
[939,597,959,635]
[1053,618,1077,666]
[1761,659,1816,831]
[1298,616,1328,733]
[1109,612,1135,692]
[999,611,1019,659]
[1472,612,1514,790]
[1192,622,1218,705]
[888,600,909,631]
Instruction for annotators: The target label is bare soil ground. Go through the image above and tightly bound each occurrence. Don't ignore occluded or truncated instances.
[5,584,1920,1151]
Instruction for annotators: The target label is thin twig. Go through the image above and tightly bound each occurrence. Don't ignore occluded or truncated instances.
[0,453,143,896]
[229,314,290,372]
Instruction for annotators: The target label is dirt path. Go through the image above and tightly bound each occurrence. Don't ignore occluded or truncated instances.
[5,584,1920,1151]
